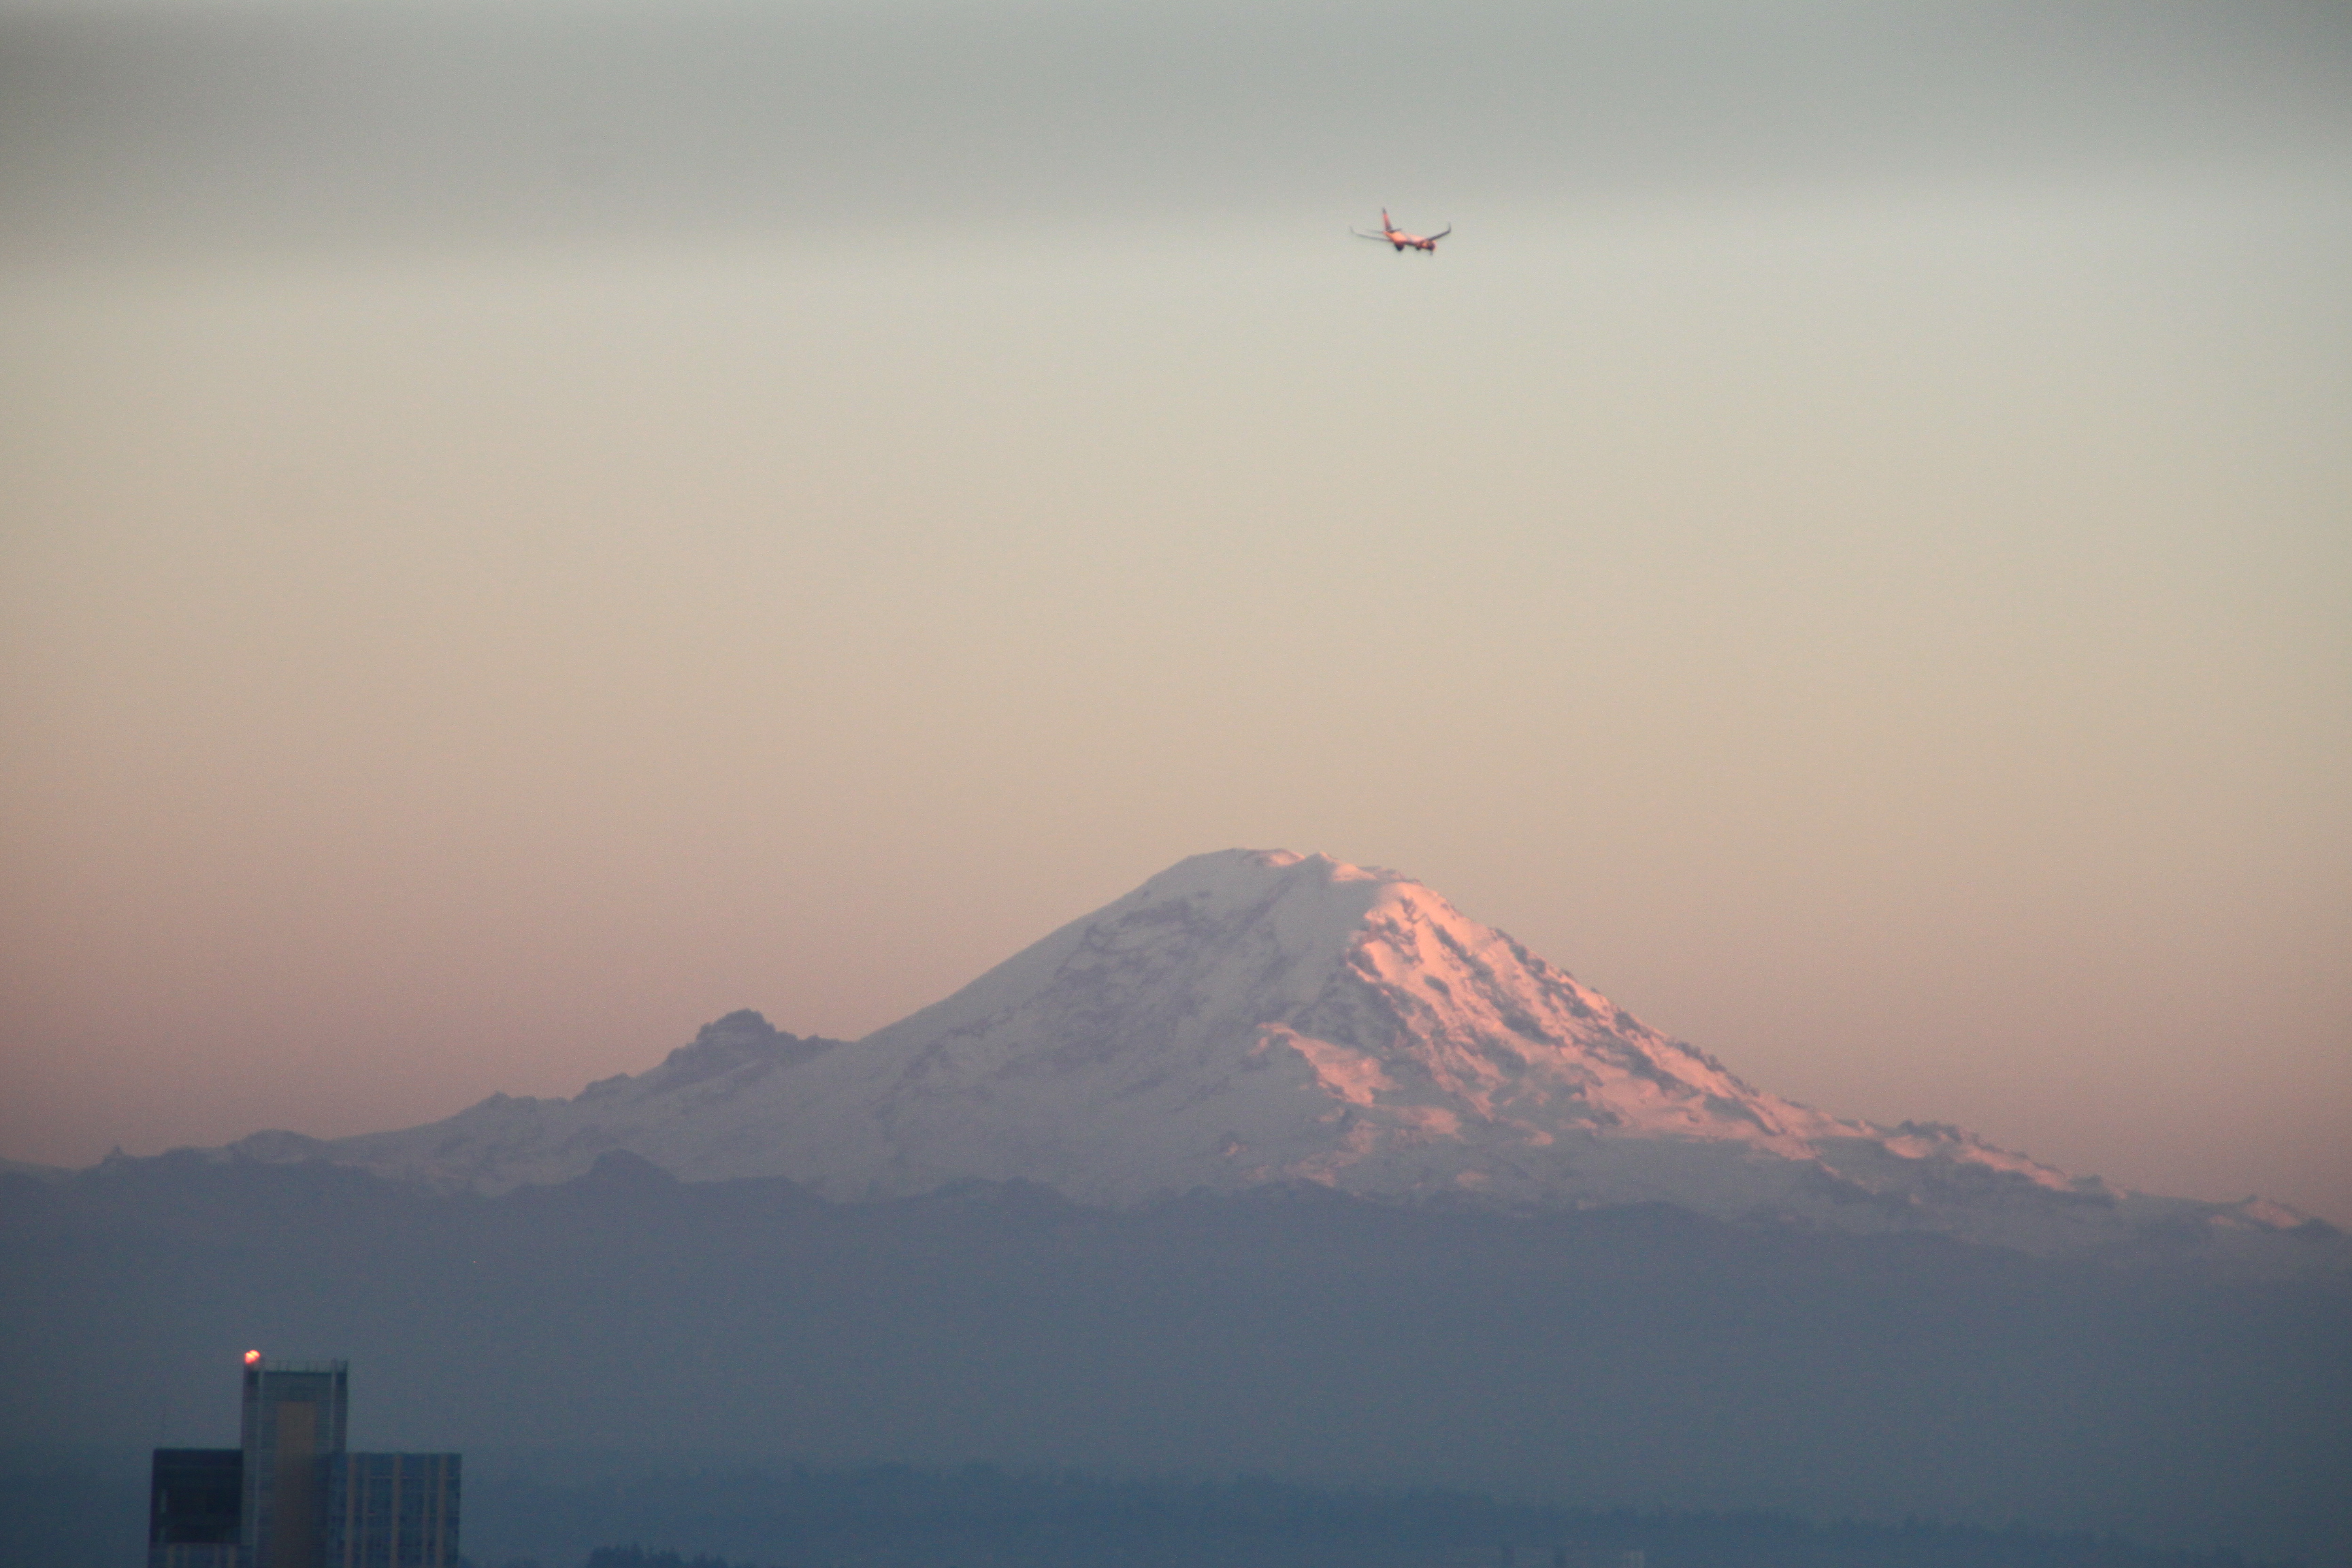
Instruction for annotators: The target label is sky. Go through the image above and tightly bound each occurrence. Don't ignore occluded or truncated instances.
[3,0,2347,1222]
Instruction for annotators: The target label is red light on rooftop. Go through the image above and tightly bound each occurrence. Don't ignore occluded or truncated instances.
[244,1350,262,1365]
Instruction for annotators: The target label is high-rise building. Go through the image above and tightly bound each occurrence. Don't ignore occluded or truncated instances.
[148,1355,460,1568]
[241,1358,348,1568]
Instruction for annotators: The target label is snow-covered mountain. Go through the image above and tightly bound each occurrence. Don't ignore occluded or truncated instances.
[224,849,2323,1254]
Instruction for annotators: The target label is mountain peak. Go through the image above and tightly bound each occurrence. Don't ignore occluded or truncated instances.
[257,849,2322,1256]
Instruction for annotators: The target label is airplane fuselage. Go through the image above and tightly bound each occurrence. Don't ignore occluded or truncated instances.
[1360,210,1449,252]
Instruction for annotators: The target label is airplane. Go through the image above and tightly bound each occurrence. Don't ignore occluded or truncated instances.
[1354,208,1452,252]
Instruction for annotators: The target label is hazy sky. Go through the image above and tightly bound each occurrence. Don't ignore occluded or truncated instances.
[4,0,2347,1221]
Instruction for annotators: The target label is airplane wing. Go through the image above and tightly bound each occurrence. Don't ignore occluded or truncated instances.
[1428,226,1452,240]
[1352,229,1390,240]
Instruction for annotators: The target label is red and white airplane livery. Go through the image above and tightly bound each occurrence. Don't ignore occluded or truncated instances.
[1354,209,1452,252]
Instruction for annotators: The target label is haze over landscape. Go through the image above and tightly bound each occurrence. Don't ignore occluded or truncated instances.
[3,3,2350,1563]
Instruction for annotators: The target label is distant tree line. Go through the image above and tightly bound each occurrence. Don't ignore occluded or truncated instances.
[479,1552,754,1568]
[451,1463,2282,1568]
[583,1550,758,1568]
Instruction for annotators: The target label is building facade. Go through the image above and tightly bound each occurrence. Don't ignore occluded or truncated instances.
[148,1448,242,1568]
[327,1451,462,1568]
